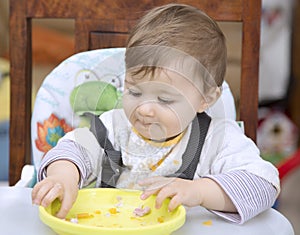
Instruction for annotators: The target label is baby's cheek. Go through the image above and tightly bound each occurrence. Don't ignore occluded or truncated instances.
[122,96,137,119]
[170,102,196,128]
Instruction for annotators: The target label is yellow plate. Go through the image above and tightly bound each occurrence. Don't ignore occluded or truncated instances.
[39,188,186,235]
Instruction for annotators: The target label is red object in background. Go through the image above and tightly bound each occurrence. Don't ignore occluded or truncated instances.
[277,148,300,180]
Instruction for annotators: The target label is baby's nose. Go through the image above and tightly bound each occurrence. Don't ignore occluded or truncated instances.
[136,101,156,117]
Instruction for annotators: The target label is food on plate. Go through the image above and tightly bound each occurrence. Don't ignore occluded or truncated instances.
[133,205,151,217]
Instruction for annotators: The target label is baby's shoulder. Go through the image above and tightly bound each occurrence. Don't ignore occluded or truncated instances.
[209,118,243,134]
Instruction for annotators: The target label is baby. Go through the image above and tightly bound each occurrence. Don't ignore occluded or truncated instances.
[32,3,280,224]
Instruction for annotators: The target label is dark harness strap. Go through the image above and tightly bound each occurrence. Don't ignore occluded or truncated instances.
[84,112,122,188]
[171,112,211,179]
[84,112,211,187]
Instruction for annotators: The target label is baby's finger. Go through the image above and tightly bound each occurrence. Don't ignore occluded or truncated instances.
[168,194,182,211]
[32,183,42,204]
[139,176,164,186]
[140,177,175,191]
[155,186,176,209]
[31,181,42,199]
[56,191,76,219]
[40,183,63,208]
[56,201,72,219]
[140,188,158,200]
[32,181,54,205]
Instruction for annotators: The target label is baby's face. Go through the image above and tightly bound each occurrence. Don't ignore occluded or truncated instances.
[123,69,206,141]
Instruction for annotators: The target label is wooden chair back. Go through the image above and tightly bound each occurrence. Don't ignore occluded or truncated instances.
[9,0,261,185]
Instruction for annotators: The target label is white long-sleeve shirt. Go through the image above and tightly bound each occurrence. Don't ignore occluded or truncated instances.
[38,109,280,224]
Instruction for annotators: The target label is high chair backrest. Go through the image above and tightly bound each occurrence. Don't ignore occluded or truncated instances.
[9,0,261,185]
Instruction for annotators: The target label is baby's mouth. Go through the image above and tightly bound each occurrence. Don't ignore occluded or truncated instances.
[136,118,153,126]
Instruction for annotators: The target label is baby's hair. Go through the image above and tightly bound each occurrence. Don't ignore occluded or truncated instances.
[125,3,227,89]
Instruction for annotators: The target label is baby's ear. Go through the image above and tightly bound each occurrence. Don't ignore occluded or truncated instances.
[198,86,222,112]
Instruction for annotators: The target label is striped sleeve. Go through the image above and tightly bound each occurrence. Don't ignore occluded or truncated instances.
[38,139,95,188]
[204,170,278,224]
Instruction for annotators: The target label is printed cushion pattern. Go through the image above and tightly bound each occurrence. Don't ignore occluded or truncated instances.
[31,48,126,171]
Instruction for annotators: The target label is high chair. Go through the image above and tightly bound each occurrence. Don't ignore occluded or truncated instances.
[9,0,261,185]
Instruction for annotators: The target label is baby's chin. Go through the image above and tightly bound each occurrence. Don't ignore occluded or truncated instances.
[137,125,181,143]
[133,123,164,140]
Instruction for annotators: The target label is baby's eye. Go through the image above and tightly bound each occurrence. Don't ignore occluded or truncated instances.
[158,97,174,104]
[128,89,142,97]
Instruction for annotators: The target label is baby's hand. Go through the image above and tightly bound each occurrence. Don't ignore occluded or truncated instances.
[31,176,78,219]
[139,176,203,211]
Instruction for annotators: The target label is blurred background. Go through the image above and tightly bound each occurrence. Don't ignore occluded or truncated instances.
[0,0,300,233]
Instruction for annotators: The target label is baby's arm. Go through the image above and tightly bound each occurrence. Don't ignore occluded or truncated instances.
[32,127,103,218]
[206,170,278,223]
[139,176,236,212]
[32,159,79,218]
[140,170,277,224]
